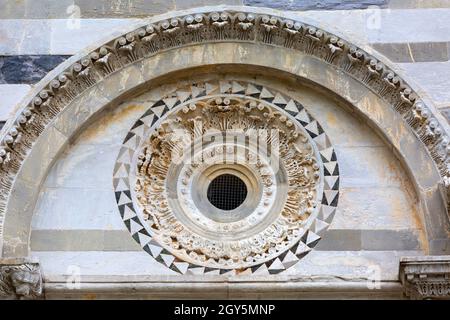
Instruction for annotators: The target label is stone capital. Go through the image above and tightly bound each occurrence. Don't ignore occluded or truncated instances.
[0,258,43,300]
[400,256,450,300]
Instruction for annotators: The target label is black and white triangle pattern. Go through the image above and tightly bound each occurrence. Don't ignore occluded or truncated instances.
[113,81,339,275]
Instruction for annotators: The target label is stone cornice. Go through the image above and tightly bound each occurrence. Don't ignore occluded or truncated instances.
[0,6,448,252]
[400,256,450,300]
[0,258,42,299]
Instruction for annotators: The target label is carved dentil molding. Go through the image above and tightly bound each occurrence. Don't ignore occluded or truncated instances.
[0,7,449,243]
[0,259,42,300]
[400,256,450,300]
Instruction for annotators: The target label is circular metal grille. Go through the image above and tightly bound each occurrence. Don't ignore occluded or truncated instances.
[207,174,248,211]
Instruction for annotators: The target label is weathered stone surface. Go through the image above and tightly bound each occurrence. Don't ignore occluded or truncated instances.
[372,42,449,63]
[0,84,30,120]
[244,0,388,10]
[0,55,68,84]
[398,61,450,108]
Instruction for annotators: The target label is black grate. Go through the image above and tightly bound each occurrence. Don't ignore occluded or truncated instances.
[207,174,248,211]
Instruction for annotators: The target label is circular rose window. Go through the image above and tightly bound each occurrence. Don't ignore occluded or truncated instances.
[113,80,339,275]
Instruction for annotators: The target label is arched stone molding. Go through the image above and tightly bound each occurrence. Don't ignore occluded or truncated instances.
[0,6,449,258]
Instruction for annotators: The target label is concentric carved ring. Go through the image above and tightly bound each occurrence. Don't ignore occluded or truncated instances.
[113,80,340,275]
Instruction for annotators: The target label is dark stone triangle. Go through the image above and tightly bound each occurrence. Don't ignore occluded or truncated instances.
[331,150,337,161]
[275,103,287,108]
[219,268,231,275]
[152,99,166,108]
[150,114,159,126]
[306,129,318,138]
[114,191,123,202]
[330,194,339,207]
[333,165,340,176]
[123,132,135,143]
[132,232,140,243]
[317,123,325,135]
[131,119,144,130]
[143,245,152,256]
[204,267,217,273]
[262,97,274,103]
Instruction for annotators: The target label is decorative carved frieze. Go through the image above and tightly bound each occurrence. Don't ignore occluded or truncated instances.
[0,7,449,244]
[113,80,340,275]
[400,256,450,300]
[0,259,42,300]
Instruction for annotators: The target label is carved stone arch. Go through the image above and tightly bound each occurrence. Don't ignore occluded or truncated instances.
[0,5,449,260]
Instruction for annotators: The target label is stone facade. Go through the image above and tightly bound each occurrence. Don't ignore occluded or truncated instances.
[0,2,449,299]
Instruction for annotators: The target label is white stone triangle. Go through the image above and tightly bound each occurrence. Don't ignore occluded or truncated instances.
[219,81,231,93]
[231,81,245,93]
[140,114,156,126]
[161,254,175,267]
[295,109,310,124]
[138,232,152,246]
[324,161,337,175]
[117,148,132,164]
[205,82,218,95]
[122,205,136,220]
[320,147,334,162]
[129,219,143,234]
[268,258,285,271]
[285,100,300,113]
[114,163,129,178]
[306,231,321,245]
[245,83,260,96]
[313,133,329,149]
[118,192,132,205]
[151,105,166,118]
[149,244,163,257]
[131,123,146,137]
[176,90,191,102]
[295,241,311,255]
[318,205,336,221]
[124,134,139,149]
[115,178,130,192]
[282,251,299,268]
[305,120,319,135]
[253,264,270,275]
[173,262,189,274]
[313,219,329,234]
[324,190,338,205]
[191,85,204,98]
[163,97,178,109]
[273,93,287,105]
[324,176,338,190]
[260,87,274,99]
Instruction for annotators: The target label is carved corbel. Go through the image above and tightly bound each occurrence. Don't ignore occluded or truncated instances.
[0,259,43,300]
[400,256,450,300]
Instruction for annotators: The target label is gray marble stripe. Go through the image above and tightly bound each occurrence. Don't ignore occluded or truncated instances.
[316,229,422,251]
[31,230,142,251]
[30,229,422,251]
